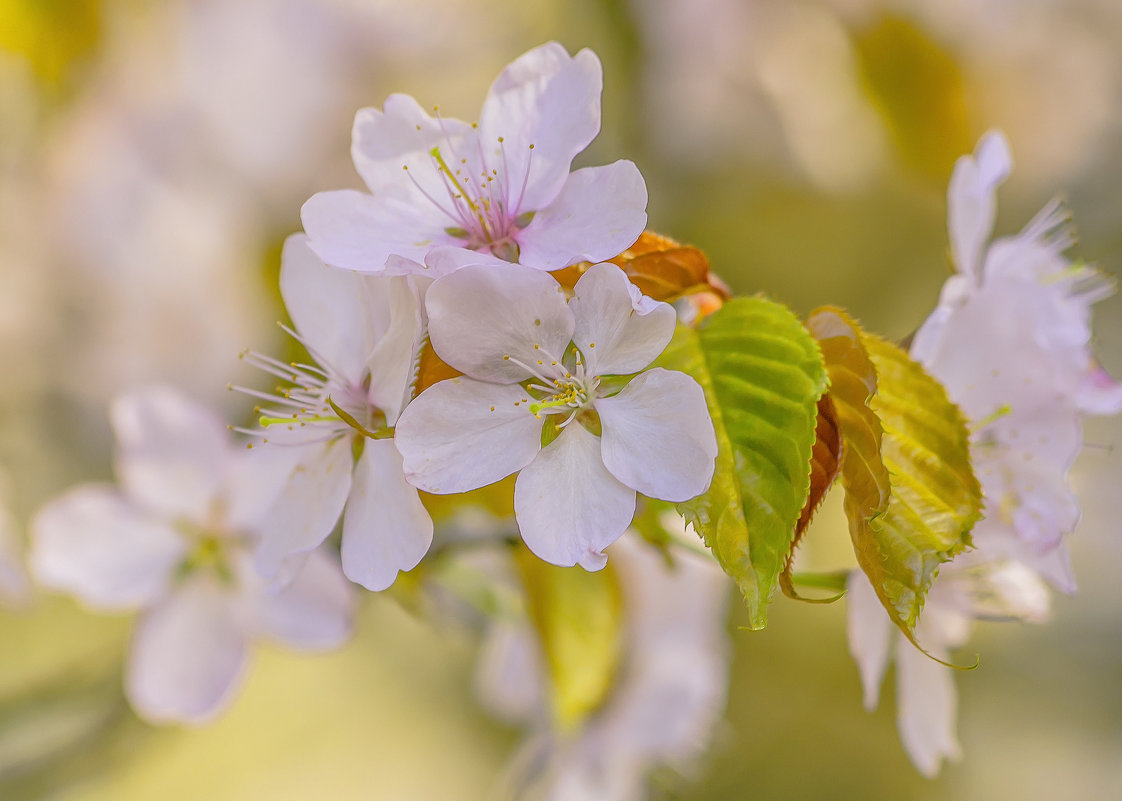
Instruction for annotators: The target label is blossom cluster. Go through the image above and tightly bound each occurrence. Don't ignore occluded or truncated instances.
[28,42,718,741]
[845,131,1122,776]
[12,38,1121,798]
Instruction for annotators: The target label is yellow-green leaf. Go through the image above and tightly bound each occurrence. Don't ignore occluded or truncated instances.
[657,298,827,628]
[515,548,623,731]
[806,308,981,643]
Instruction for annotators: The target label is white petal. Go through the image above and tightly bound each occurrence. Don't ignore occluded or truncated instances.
[395,378,543,494]
[425,263,573,383]
[279,233,386,383]
[341,439,433,591]
[127,578,249,725]
[351,94,476,202]
[479,44,603,212]
[111,386,230,520]
[513,423,635,569]
[473,620,546,725]
[569,262,675,376]
[223,441,309,533]
[365,276,427,423]
[301,189,453,274]
[517,162,648,272]
[30,486,184,610]
[845,571,893,711]
[948,130,1011,280]
[250,548,355,649]
[254,437,354,578]
[424,246,512,277]
[596,369,716,501]
[894,637,962,778]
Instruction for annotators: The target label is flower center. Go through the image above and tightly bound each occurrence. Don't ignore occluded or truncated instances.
[402,121,536,262]
[231,325,390,446]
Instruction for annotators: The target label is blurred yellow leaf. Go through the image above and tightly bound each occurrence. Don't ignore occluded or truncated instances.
[853,14,973,180]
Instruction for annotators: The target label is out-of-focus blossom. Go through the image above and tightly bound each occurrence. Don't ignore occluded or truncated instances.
[29,386,354,724]
[476,528,731,801]
[238,235,432,591]
[845,129,1121,777]
[912,130,1122,591]
[395,262,716,570]
[846,563,1049,777]
[302,42,647,273]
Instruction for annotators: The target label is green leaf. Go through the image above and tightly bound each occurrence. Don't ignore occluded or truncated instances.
[516,548,623,731]
[657,297,827,628]
[806,308,981,645]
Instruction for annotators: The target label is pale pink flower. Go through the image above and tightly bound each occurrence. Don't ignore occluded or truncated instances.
[301,42,647,274]
[235,235,432,591]
[476,528,731,801]
[846,563,1048,777]
[30,386,354,725]
[912,130,1122,591]
[394,262,716,570]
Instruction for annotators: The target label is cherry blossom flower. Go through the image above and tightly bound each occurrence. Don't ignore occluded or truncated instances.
[476,528,731,801]
[846,562,1049,777]
[394,262,716,570]
[301,42,647,274]
[29,386,354,725]
[911,130,1122,591]
[234,234,432,591]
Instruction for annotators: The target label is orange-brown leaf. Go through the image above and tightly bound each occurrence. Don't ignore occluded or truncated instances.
[780,393,843,602]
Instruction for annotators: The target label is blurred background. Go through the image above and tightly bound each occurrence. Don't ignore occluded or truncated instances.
[0,0,1120,797]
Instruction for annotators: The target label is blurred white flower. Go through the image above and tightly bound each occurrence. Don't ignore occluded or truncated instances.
[302,42,647,273]
[30,386,354,725]
[477,529,731,801]
[846,562,1049,777]
[237,235,433,592]
[395,262,716,570]
[912,130,1122,591]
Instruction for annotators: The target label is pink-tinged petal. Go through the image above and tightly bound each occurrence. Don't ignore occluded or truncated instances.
[395,378,543,494]
[516,161,648,272]
[351,94,476,203]
[30,486,184,610]
[479,44,603,212]
[596,369,716,502]
[474,621,545,725]
[425,263,573,382]
[250,548,355,649]
[341,439,433,591]
[365,276,426,424]
[569,262,674,376]
[513,423,635,570]
[845,571,893,711]
[111,386,230,521]
[424,246,512,278]
[127,577,248,725]
[301,189,453,274]
[279,233,386,383]
[948,130,1011,280]
[223,442,309,533]
[894,637,961,778]
[254,438,354,578]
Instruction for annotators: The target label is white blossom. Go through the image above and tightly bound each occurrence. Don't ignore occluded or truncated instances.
[235,234,433,592]
[912,129,1122,591]
[476,528,731,801]
[30,386,354,724]
[302,42,647,274]
[394,262,716,570]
